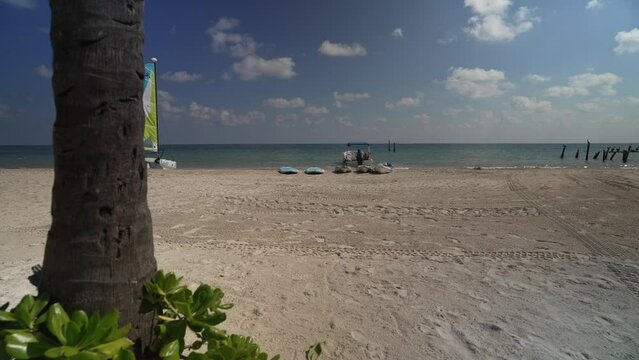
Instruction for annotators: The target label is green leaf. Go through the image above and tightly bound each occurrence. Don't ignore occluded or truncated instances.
[305,343,323,360]
[4,332,52,359]
[90,337,134,357]
[0,338,11,360]
[29,295,49,322]
[104,323,131,343]
[44,345,80,358]
[159,339,180,360]
[185,352,208,360]
[12,296,35,328]
[202,327,227,342]
[46,303,70,344]
[113,348,135,360]
[0,311,17,322]
[192,285,214,314]
[270,355,281,360]
[65,321,82,346]
[69,350,108,360]
[217,345,235,360]
[71,311,89,329]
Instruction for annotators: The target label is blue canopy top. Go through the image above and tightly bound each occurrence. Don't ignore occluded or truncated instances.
[347,142,369,146]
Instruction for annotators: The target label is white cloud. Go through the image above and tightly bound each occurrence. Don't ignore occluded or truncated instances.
[161,71,202,82]
[333,92,370,108]
[34,64,52,78]
[219,110,265,126]
[511,96,552,112]
[1,0,36,9]
[318,41,367,57]
[189,102,217,122]
[333,92,370,102]
[275,113,298,127]
[437,35,457,45]
[586,0,603,10]
[207,17,296,81]
[304,117,325,127]
[211,17,239,32]
[445,67,513,98]
[575,102,602,112]
[614,28,639,55]
[544,72,622,97]
[264,97,305,109]
[207,17,259,58]
[386,92,424,109]
[413,113,432,125]
[232,55,296,80]
[392,28,404,38]
[304,106,329,115]
[158,91,184,113]
[463,0,538,42]
[625,96,639,105]
[524,73,550,83]
[375,117,388,124]
[337,116,353,127]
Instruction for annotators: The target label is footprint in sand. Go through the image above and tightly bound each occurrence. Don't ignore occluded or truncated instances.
[349,330,387,360]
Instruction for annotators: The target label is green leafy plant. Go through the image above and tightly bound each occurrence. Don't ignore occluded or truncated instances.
[144,271,280,360]
[1,271,323,360]
[0,294,134,360]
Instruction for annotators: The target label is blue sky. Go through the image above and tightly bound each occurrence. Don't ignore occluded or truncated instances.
[0,0,638,144]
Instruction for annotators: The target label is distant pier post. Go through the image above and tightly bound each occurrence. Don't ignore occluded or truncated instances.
[610,150,617,161]
[593,151,600,160]
[560,144,566,159]
[393,142,396,153]
[575,148,579,159]
[388,140,391,152]
[622,145,631,163]
[603,150,608,162]
[585,140,590,161]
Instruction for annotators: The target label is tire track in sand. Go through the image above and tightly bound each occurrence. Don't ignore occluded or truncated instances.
[507,175,639,296]
[177,241,585,261]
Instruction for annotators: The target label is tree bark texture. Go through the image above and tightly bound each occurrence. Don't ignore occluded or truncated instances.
[41,0,157,353]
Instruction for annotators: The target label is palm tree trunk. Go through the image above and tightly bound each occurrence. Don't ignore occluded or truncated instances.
[41,0,157,354]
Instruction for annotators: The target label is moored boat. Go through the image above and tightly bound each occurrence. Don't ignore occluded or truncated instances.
[279,166,299,174]
[305,166,325,175]
[342,142,372,167]
[372,163,392,174]
[334,165,352,173]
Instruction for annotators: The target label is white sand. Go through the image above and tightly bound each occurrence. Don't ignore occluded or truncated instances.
[1,168,638,359]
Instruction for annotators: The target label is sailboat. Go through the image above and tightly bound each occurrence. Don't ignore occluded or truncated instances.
[143,57,177,169]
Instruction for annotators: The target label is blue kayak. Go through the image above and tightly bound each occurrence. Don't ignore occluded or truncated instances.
[279,166,299,174]
[304,166,325,175]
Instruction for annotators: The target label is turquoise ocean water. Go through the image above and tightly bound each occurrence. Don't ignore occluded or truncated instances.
[0,144,637,169]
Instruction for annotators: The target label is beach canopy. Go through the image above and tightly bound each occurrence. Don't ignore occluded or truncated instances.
[347,142,369,146]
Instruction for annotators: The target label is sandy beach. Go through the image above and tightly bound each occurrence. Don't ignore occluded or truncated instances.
[1,168,638,359]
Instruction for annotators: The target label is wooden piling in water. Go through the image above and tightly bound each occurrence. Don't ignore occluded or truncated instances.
[610,150,617,161]
[586,140,590,161]
[393,142,396,153]
[560,144,566,159]
[593,151,600,160]
[575,148,579,159]
[622,145,631,163]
